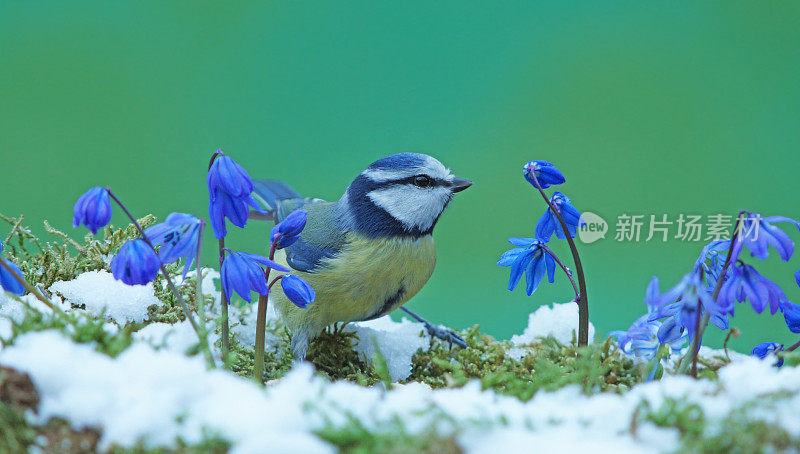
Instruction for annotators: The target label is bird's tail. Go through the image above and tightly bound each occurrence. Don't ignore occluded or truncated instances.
[252,180,303,213]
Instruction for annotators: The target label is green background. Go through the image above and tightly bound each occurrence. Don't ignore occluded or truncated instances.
[2,2,799,351]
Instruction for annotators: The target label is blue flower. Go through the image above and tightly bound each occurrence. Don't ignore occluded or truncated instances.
[73,186,112,235]
[220,250,289,303]
[145,213,202,279]
[694,240,732,276]
[207,153,268,239]
[611,314,686,361]
[110,239,161,286]
[780,300,800,333]
[0,244,26,296]
[270,210,308,249]
[281,274,315,308]
[740,213,800,261]
[207,153,255,198]
[751,342,784,367]
[497,238,556,296]
[652,271,728,337]
[535,192,581,242]
[718,263,786,315]
[523,160,565,189]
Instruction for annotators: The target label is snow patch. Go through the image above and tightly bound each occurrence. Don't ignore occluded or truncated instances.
[1,330,799,453]
[50,270,160,323]
[346,315,431,381]
[511,302,596,347]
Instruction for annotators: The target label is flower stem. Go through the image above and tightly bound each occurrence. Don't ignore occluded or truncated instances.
[0,259,65,316]
[529,174,589,346]
[268,276,283,290]
[253,242,277,384]
[218,239,230,363]
[106,188,215,368]
[786,339,800,353]
[540,244,580,302]
[208,150,230,363]
[679,210,746,376]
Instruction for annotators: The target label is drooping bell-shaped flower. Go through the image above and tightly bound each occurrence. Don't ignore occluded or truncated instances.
[110,239,161,286]
[718,263,786,315]
[207,152,268,239]
[281,274,315,309]
[740,213,800,261]
[652,271,729,337]
[72,186,112,235]
[535,192,581,242]
[497,237,556,296]
[145,213,202,279]
[523,160,565,189]
[220,250,289,303]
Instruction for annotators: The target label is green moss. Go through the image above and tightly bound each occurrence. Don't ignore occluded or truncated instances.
[1,303,137,357]
[306,328,380,385]
[1,212,156,289]
[636,393,800,454]
[226,333,295,383]
[0,403,36,453]
[408,326,641,401]
[316,415,462,454]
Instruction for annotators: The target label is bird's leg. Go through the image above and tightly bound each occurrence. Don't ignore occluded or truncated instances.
[399,307,467,348]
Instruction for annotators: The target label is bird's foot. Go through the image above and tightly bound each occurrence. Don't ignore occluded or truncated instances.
[398,306,467,348]
[422,322,467,348]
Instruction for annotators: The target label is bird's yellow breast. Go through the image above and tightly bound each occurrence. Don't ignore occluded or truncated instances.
[271,233,437,335]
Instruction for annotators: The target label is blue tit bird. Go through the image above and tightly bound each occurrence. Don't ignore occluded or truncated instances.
[252,153,472,359]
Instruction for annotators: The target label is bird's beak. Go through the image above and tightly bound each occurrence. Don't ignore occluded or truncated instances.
[451,177,473,193]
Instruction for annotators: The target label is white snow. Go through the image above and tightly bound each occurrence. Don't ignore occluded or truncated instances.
[346,315,430,381]
[50,270,160,323]
[3,329,796,453]
[2,270,797,453]
[0,292,62,339]
[511,302,596,347]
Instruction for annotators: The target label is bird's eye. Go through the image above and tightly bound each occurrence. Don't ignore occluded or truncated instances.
[412,175,432,188]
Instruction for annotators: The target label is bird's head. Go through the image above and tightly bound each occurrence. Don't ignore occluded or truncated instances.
[342,153,472,238]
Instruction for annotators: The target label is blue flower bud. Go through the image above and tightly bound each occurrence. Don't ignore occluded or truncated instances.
[781,300,800,334]
[0,244,26,296]
[656,316,684,345]
[72,186,112,235]
[110,239,161,286]
[220,251,289,303]
[751,342,784,367]
[281,274,315,309]
[270,210,308,249]
[523,160,566,189]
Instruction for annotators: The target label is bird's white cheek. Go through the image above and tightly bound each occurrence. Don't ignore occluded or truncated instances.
[367,186,451,231]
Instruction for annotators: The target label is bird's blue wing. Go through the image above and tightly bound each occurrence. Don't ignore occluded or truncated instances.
[276,198,347,273]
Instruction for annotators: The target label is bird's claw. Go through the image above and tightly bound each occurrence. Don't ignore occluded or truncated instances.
[423,323,467,349]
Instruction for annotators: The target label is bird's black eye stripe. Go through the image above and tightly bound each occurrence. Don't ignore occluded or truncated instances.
[389,175,448,188]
